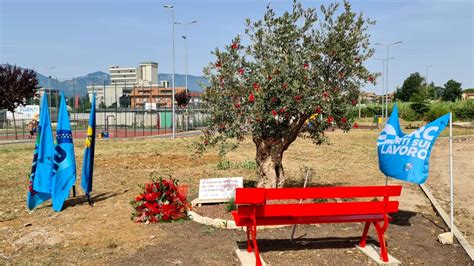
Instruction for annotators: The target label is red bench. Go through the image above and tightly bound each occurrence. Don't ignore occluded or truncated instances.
[232,185,402,265]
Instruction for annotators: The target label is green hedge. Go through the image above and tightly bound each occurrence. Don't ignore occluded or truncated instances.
[351,100,473,122]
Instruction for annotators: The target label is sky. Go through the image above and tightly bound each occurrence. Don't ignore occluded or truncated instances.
[1,0,473,93]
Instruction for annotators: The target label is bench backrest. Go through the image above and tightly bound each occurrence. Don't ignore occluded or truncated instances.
[235,186,402,217]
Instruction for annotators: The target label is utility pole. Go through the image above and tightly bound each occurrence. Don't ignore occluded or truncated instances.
[164,4,176,138]
[375,41,402,122]
[176,20,197,132]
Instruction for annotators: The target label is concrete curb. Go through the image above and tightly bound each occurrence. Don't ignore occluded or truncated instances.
[188,211,287,231]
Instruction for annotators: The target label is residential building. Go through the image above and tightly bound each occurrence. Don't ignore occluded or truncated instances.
[130,85,186,109]
[462,91,474,100]
[87,62,158,107]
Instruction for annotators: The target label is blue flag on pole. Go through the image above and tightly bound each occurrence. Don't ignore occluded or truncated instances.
[51,92,76,211]
[81,93,96,196]
[27,94,55,210]
[377,105,450,184]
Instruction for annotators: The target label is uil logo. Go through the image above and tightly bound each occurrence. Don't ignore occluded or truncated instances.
[377,124,401,147]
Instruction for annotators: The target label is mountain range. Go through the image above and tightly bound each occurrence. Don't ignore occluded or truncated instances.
[35,71,208,97]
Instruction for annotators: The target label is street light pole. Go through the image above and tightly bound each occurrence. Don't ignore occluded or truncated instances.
[374,58,386,122]
[164,4,176,138]
[45,67,55,107]
[426,65,433,84]
[375,41,402,122]
[176,20,197,132]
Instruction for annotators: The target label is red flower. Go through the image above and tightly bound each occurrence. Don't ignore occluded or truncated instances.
[367,75,375,82]
[304,63,309,69]
[219,123,225,129]
[351,99,358,106]
[238,68,244,75]
[253,83,260,91]
[279,108,286,114]
[215,61,221,68]
[145,183,154,193]
[248,93,255,103]
[204,140,209,145]
[327,116,334,123]
[271,110,277,117]
[282,83,288,89]
[271,97,277,103]
[338,72,344,78]
[294,95,302,102]
[322,91,329,98]
[267,75,272,81]
[341,117,347,123]
[231,43,238,49]
[235,103,241,108]
[145,193,156,202]
[135,194,145,202]
[353,122,359,128]
[314,107,322,114]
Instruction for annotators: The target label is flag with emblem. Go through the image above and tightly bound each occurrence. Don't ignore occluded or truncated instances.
[81,93,96,198]
[377,105,450,184]
[27,94,55,210]
[51,92,76,211]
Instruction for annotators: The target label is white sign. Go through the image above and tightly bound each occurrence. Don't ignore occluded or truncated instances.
[198,177,243,201]
[7,105,39,120]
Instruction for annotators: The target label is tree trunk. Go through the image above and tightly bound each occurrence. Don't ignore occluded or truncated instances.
[254,139,285,188]
[12,111,18,140]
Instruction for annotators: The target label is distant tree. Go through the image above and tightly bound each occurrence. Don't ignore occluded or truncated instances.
[442,79,462,102]
[410,89,431,120]
[197,1,376,187]
[119,95,130,108]
[175,90,191,108]
[394,72,425,102]
[0,65,40,139]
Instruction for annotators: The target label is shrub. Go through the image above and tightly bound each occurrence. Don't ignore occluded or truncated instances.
[425,102,454,122]
[130,177,191,223]
[396,102,420,121]
[453,100,474,121]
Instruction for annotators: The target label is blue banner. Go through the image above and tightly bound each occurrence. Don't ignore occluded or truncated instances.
[81,93,96,196]
[51,92,77,212]
[377,105,450,184]
[27,94,54,210]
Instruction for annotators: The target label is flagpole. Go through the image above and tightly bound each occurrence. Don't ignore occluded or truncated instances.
[449,112,453,233]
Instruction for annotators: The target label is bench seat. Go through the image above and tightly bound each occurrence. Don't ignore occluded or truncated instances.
[232,185,402,265]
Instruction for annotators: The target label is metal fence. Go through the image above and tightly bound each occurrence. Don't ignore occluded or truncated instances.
[0,106,209,141]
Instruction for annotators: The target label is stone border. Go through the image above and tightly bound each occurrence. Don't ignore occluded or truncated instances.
[188,211,287,230]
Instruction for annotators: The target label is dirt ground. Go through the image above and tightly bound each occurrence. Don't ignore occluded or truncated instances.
[427,136,474,246]
[1,128,473,264]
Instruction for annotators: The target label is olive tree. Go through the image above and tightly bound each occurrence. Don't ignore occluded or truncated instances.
[197,1,377,187]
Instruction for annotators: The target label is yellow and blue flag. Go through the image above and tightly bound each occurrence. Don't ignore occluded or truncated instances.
[81,93,96,197]
[377,105,450,184]
[27,94,55,210]
[51,92,76,211]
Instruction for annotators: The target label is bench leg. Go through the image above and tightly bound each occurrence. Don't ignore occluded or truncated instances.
[359,222,371,247]
[373,221,389,262]
[251,225,262,266]
[246,226,253,252]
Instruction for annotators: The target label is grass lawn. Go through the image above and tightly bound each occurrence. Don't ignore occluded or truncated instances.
[1,127,472,264]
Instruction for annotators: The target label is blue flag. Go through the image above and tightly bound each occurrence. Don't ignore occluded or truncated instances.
[27,94,55,210]
[377,105,450,184]
[51,92,76,211]
[81,93,96,196]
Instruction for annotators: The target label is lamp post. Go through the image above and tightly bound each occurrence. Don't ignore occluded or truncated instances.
[375,41,402,121]
[164,4,176,138]
[426,65,433,84]
[176,20,197,132]
[45,66,55,107]
[175,20,197,94]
